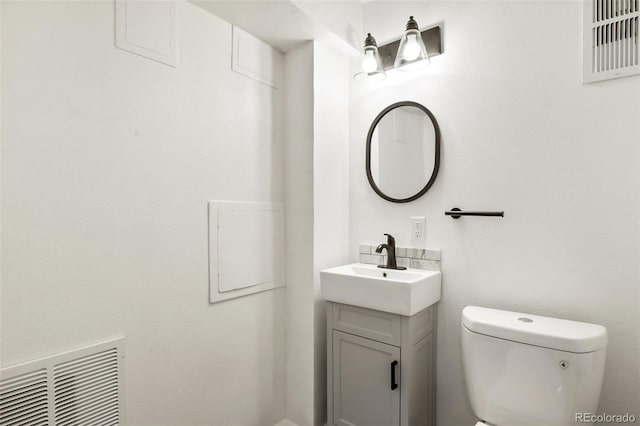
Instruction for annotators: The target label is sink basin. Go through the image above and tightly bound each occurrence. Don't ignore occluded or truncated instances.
[320,263,441,316]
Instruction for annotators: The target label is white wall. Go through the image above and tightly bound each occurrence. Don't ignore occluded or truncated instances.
[292,1,363,52]
[284,41,316,426]
[1,1,287,425]
[351,2,640,425]
[312,39,351,425]
[284,38,351,426]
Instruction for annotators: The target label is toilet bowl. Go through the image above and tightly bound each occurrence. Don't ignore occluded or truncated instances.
[461,306,607,426]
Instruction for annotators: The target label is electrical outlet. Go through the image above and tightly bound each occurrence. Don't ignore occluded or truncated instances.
[411,216,426,240]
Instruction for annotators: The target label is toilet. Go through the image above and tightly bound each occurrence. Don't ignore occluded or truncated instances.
[461,306,608,426]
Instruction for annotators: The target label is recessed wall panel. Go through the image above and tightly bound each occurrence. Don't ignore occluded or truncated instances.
[231,26,281,88]
[115,0,178,67]
[209,201,285,303]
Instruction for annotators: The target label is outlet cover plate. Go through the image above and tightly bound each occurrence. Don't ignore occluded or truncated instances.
[411,216,426,241]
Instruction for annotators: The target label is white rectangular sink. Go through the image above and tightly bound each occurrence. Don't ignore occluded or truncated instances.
[320,263,441,316]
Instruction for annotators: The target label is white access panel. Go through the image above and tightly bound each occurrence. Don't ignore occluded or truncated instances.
[209,201,285,303]
[115,0,178,67]
[231,26,282,89]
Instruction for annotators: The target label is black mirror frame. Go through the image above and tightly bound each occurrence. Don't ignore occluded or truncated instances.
[366,101,441,203]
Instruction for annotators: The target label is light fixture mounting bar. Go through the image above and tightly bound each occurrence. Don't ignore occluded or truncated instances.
[377,26,442,70]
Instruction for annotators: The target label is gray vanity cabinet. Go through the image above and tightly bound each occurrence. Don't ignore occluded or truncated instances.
[326,302,436,426]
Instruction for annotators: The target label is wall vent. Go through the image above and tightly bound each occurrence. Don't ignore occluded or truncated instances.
[583,0,639,82]
[0,369,49,425]
[1,337,125,426]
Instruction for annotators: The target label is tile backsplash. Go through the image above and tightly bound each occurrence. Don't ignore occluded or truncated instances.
[358,244,441,271]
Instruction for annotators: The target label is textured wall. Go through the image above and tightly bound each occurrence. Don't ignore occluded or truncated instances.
[313,39,351,426]
[350,2,640,425]
[285,42,316,426]
[284,38,351,426]
[1,2,286,424]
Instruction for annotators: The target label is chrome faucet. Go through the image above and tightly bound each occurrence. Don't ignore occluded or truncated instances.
[375,233,406,270]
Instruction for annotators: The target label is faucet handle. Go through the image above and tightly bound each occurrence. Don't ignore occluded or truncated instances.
[383,233,396,246]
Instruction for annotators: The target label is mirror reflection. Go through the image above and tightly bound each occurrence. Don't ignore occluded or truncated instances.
[367,102,440,202]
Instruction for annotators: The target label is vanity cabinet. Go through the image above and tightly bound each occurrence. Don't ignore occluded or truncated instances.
[326,302,436,426]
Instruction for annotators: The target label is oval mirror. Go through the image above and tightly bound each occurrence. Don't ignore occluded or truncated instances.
[366,101,441,203]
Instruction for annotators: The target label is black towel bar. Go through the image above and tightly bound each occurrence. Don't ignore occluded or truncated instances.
[445,207,504,219]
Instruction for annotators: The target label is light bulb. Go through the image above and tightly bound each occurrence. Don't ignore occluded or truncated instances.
[402,34,421,61]
[362,50,377,73]
[355,33,386,83]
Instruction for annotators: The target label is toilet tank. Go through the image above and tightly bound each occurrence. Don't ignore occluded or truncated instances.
[461,306,607,426]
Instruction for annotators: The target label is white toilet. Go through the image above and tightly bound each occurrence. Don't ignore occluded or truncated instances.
[461,306,608,426]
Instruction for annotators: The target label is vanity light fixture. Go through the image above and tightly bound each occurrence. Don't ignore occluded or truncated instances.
[394,16,430,71]
[355,16,442,83]
[354,33,386,83]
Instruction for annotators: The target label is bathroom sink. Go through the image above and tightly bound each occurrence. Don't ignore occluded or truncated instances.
[320,263,441,316]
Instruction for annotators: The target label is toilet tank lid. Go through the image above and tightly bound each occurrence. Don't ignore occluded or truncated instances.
[462,306,607,353]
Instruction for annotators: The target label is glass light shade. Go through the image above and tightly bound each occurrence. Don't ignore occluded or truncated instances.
[362,50,378,73]
[354,44,386,83]
[394,28,430,71]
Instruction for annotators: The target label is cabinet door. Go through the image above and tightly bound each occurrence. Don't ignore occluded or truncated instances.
[332,331,400,426]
